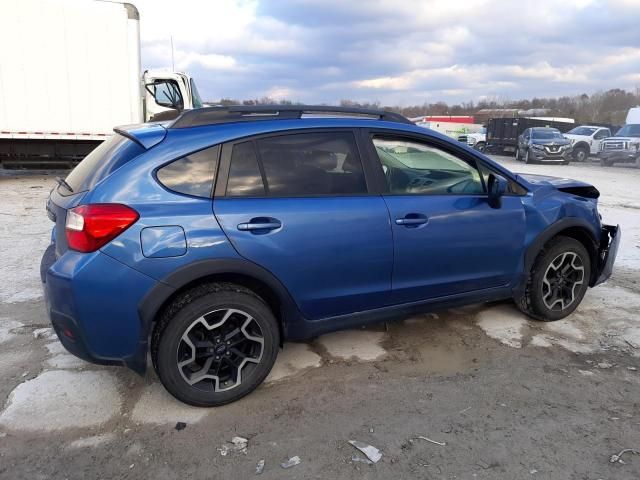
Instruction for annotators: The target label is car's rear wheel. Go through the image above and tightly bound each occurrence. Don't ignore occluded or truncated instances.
[516,236,591,321]
[153,283,280,407]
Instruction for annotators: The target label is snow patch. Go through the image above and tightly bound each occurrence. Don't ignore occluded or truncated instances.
[266,342,322,382]
[475,306,528,348]
[131,382,208,425]
[529,334,554,348]
[0,318,22,344]
[317,330,386,361]
[543,320,584,340]
[45,341,67,355]
[46,353,87,369]
[67,433,117,449]
[0,370,121,431]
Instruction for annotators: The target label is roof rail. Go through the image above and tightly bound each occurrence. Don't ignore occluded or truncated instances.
[169,105,414,129]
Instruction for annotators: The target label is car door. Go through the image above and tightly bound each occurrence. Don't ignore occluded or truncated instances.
[213,130,393,320]
[592,129,610,154]
[365,131,526,304]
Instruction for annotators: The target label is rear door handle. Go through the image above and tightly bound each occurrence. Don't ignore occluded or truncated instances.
[395,214,428,227]
[237,218,282,232]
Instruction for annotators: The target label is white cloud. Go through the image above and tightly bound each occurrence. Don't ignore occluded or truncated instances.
[130,0,640,104]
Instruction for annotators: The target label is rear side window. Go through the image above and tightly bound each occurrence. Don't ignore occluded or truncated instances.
[156,145,219,197]
[227,142,265,197]
[63,134,145,194]
[255,132,367,196]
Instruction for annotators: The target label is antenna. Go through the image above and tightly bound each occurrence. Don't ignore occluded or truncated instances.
[170,36,175,71]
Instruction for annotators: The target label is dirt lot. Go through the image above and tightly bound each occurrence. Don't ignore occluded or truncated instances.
[0,157,639,480]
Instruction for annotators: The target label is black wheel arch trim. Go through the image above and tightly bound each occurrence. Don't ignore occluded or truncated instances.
[516,217,600,297]
[137,258,302,365]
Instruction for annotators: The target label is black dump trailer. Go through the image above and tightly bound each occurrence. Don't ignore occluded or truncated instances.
[486,118,575,155]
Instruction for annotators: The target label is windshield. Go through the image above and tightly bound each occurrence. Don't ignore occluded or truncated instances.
[532,129,564,140]
[615,124,640,137]
[190,79,203,108]
[567,126,597,136]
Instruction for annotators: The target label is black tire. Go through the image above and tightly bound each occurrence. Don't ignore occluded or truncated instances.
[573,146,589,162]
[524,148,532,164]
[152,283,280,407]
[516,236,591,321]
[515,147,521,161]
[475,142,486,153]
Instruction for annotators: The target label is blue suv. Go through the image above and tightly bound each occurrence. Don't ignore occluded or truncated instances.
[41,106,620,406]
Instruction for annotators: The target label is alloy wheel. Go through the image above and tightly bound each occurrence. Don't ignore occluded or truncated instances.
[541,252,585,311]
[176,308,264,392]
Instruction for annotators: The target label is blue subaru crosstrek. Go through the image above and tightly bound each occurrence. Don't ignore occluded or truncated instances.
[41,106,620,406]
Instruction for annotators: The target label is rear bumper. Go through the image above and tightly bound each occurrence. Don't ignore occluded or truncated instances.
[593,224,620,286]
[41,243,159,373]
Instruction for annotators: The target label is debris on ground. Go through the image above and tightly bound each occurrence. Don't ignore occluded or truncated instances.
[609,448,640,464]
[417,436,447,446]
[255,459,265,474]
[459,406,472,414]
[348,440,382,463]
[280,456,301,469]
[33,328,54,339]
[351,455,373,465]
[627,366,638,371]
[597,362,615,369]
[218,436,248,456]
[174,422,186,431]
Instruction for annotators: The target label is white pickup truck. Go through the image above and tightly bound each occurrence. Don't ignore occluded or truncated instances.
[598,108,640,167]
[458,128,486,152]
[563,126,611,162]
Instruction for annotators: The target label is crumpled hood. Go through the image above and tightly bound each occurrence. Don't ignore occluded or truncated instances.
[516,173,600,199]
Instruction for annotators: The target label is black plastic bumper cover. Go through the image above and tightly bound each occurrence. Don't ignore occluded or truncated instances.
[594,224,620,286]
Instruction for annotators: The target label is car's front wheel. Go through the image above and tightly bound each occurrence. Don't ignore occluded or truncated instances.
[153,283,280,407]
[515,147,521,161]
[517,236,591,321]
[524,148,532,164]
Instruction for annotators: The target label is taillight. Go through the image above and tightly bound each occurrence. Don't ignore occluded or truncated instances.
[65,204,139,253]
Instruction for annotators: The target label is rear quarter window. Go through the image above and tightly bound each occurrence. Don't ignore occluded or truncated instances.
[63,134,145,195]
[156,145,220,198]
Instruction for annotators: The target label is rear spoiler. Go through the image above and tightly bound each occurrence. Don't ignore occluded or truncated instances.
[113,123,167,149]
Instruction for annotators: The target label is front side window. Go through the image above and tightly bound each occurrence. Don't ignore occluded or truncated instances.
[156,145,219,197]
[373,136,484,195]
[568,126,597,136]
[256,132,367,196]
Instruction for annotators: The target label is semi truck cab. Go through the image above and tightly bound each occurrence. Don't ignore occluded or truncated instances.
[143,70,203,122]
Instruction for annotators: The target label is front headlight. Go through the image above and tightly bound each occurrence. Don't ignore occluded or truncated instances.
[563,144,571,150]
[468,137,476,145]
[531,144,545,150]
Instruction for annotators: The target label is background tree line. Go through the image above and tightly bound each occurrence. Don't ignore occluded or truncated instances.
[215,88,640,126]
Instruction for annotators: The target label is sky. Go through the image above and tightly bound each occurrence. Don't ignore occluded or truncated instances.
[135,0,640,106]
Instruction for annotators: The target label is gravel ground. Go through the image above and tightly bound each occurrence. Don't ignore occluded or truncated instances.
[0,157,639,479]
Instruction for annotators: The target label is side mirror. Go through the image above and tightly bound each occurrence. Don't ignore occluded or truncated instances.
[488,173,508,208]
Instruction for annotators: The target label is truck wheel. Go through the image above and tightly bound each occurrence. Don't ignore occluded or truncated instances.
[573,146,589,162]
[475,142,486,153]
[516,236,590,321]
[152,283,280,407]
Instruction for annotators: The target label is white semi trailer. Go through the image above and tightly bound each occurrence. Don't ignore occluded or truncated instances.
[0,0,203,167]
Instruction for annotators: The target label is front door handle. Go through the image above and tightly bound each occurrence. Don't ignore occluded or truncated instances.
[395,214,428,227]
[237,217,282,232]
